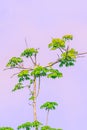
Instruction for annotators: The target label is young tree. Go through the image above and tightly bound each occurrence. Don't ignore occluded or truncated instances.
[40,102,58,125]
[5,34,87,130]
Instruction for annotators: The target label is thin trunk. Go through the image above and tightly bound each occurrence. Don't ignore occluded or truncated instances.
[46,110,50,126]
[33,77,38,130]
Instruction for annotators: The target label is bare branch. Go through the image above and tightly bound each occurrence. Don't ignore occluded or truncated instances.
[4,66,33,71]
[59,48,64,53]
[10,72,19,78]
[25,38,29,48]
[30,56,35,65]
[77,52,87,55]
[45,59,61,68]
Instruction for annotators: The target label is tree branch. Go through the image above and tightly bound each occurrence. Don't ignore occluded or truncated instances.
[30,56,35,65]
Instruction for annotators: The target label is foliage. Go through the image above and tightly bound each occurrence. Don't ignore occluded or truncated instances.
[62,34,73,41]
[21,48,38,57]
[59,48,78,67]
[31,66,48,77]
[47,69,62,79]
[32,120,42,129]
[17,122,32,130]
[41,126,62,130]
[12,83,24,91]
[0,127,14,130]
[48,38,65,50]
[18,70,30,82]
[6,57,23,67]
[40,102,58,110]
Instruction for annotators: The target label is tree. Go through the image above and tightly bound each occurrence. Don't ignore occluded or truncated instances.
[5,34,87,130]
[40,102,58,125]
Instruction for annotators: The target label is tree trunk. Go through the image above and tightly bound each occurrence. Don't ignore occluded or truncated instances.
[33,77,38,130]
[46,110,49,126]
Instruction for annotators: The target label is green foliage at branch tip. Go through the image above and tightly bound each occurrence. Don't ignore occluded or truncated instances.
[18,70,30,82]
[41,126,62,130]
[62,34,73,41]
[59,48,78,67]
[0,127,14,130]
[40,102,58,110]
[48,38,65,50]
[12,83,24,91]
[32,120,43,128]
[47,69,63,79]
[31,66,48,77]
[6,57,23,67]
[41,125,51,130]
[21,48,38,57]
[17,122,32,130]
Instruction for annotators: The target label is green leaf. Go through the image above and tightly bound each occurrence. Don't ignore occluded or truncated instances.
[41,126,51,130]
[17,122,32,130]
[0,127,14,130]
[6,57,23,67]
[62,34,73,41]
[48,38,65,50]
[21,48,38,57]
[18,70,30,82]
[59,48,78,67]
[47,69,63,79]
[29,96,34,101]
[31,66,48,77]
[32,120,42,128]
[40,101,58,110]
[12,83,24,91]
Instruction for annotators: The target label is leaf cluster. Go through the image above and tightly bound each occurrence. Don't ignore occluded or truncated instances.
[6,57,23,67]
[21,48,38,57]
[40,102,58,110]
[18,70,30,82]
[62,34,73,41]
[0,127,14,130]
[59,48,78,67]
[47,69,62,79]
[12,83,23,91]
[48,38,65,50]
[17,121,42,130]
[41,126,62,130]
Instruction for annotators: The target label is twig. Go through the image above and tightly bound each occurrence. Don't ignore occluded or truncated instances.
[4,66,33,71]
[30,56,35,65]
[77,52,87,55]
[25,38,29,48]
[45,59,61,68]
[10,72,19,78]
[59,48,64,53]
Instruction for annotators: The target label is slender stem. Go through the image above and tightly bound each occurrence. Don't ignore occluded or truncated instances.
[33,76,37,121]
[46,110,50,126]
[30,56,35,65]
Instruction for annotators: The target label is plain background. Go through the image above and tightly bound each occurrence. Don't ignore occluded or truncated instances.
[0,0,87,130]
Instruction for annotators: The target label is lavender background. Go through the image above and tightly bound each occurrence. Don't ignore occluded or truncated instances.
[0,0,87,130]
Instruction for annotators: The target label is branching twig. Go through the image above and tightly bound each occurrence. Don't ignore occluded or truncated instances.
[10,72,19,78]
[30,56,35,65]
[77,52,87,55]
[45,59,61,68]
[59,48,64,53]
[4,66,33,71]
